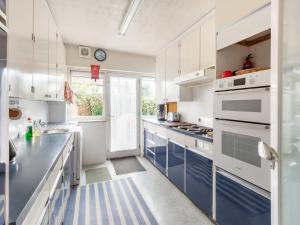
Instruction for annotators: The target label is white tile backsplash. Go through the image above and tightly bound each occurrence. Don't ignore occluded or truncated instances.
[177,83,214,127]
[9,98,49,139]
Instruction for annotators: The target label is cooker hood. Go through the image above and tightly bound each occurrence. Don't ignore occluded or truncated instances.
[174,68,215,87]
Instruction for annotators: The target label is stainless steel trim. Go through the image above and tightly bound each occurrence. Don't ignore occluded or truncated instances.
[215,86,270,95]
[0,21,7,32]
[146,148,155,155]
[49,169,63,200]
[0,9,6,21]
[216,167,270,199]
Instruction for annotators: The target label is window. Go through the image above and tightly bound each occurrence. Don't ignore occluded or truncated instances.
[70,70,105,120]
[141,77,156,116]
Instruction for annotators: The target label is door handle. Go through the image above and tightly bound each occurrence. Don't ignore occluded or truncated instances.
[258,141,278,169]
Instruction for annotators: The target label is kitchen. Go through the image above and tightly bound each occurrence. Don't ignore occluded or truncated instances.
[0,0,299,225]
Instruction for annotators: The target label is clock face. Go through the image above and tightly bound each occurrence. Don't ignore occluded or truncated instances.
[94,49,107,61]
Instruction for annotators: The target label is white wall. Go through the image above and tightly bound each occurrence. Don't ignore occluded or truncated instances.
[177,84,214,128]
[66,44,156,73]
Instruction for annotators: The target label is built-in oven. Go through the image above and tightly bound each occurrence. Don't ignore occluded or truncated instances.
[214,86,270,124]
[214,119,271,191]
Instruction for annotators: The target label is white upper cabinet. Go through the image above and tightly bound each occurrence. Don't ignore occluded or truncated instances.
[155,52,166,103]
[48,16,57,101]
[180,28,200,75]
[8,0,34,99]
[200,17,216,69]
[56,34,66,101]
[33,0,49,100]
[8,0,66,102]
[216,0,270,31]
[165,41,180,102]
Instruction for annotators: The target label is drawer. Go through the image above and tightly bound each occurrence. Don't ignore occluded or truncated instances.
[147,123,167,137]
[63,135,73,165]
[49,156,63,196]
[167,130,186,144]
[22,179,50,225]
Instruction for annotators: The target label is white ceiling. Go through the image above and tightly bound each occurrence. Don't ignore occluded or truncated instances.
[47,0,215,56]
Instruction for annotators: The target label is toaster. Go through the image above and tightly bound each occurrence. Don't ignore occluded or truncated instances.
[167,112,180,122]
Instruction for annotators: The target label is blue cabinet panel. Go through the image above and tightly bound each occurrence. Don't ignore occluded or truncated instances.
[216,172,271,225]
[186,150,212,217]
[154,135,167,174]
[168,141,185,192]
[144,129,155,164]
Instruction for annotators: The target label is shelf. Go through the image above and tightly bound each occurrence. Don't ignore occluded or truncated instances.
[237,29,271,47]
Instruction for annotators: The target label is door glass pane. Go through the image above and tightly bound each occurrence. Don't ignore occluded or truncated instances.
[110,76,137,152]
[222,100,261,112]
[222,131,261,167]
[281,0,300,224]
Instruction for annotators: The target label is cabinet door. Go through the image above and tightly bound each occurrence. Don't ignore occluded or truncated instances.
[186,150,212,217]
[180,28,200,75]
[56,34,66,101]
[8,0,34,99]
[168,141,185,192]
[155,53,166,103]
[145,130,155,164]
[165,42,179,102]
[63,153,71,217]
[48,16,57,101]
[49,172,64,225]
[33,0,49,100]
[154,134,167,175]
[216,171,271,225]
[200,17,216,69]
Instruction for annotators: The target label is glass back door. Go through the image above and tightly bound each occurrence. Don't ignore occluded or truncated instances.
[109,76,138,155]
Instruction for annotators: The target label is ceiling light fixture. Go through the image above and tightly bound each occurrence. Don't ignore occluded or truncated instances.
[119,0,144,36]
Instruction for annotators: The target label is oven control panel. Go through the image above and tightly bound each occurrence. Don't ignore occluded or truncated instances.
[215,69,270,91]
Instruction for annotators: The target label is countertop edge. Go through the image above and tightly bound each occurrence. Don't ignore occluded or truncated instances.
[14,133,72,225]
[142,118,213,143]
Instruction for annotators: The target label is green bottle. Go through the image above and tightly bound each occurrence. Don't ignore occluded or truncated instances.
[25,117,33,141]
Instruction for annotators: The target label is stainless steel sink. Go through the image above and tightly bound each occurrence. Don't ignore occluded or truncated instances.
[42,128,70,134]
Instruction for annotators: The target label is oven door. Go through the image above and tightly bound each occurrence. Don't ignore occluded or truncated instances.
[214,119,271,191]
[214,87,270,124]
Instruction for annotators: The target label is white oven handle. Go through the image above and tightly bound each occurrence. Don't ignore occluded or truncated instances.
[215,86,270,95]
[216,167,270,199]
[215,119,270,130]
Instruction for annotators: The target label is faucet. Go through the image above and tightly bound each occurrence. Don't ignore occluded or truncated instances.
[38,119,47,127]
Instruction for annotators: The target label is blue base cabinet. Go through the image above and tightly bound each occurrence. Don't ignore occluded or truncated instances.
[216,171,271,225]
[168,141,185,192]
[145,130,155,164]
[154,135,167,174]
[186,149,212,217]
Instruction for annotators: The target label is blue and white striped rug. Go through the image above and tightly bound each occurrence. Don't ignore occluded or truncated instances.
[64,177,159,225]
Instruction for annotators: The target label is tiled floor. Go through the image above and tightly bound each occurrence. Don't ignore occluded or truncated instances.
[82,157,215,225]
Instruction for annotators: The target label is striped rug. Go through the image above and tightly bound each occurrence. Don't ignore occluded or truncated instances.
[64,177,159,225]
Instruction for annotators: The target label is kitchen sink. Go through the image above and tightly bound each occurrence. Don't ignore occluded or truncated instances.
[42,128,70,134]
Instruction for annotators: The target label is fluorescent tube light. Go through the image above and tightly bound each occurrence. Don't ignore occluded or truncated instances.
[119,0,144,36]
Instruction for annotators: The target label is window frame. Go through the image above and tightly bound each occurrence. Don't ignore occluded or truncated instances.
[68,69,107,122]
[140,76,157,119]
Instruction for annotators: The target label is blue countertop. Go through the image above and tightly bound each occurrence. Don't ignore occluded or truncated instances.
[9,133,72,225]
[142,118,213,142]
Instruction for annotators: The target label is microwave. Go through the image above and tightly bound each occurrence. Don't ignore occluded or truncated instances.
[213,119,271,191]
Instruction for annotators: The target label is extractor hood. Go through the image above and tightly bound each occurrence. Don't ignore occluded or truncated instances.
[174,68,215,87]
